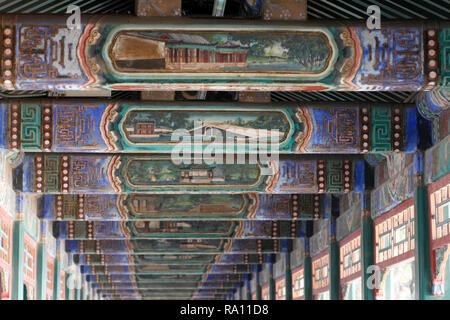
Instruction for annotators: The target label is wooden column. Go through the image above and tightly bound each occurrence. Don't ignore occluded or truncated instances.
[65,254,74,300]
[253,264,262,300]
[64,271,71,300]
[11,219,24,300]
[303,238,313,300]
[52,240,63,300]
[285,252,292,300]
[413,153,432,300]
[245,273,252,300]
[241,283,246,300]
[279,239,292,300]
[324,194,339,300]
[53,256,61,300]
[329,242,340,299]
[81,286,86,300]
[361,192,375,300]
[36,221,48,300]
[74,288,81,300]
[35,244,46,300]
[268,254,276,300]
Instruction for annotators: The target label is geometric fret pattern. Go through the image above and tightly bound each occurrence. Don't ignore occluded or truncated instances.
[20,104,41,151]
[0,210,12,265]
[371,107,392,152]
[326,160,344,193]
[430,180,450,245]
[375,203,415,268]
[292,267,304,300]
[275,277,286,300]
[339,233,361,283]
[23,233,37,300]
[46,257,54,300]
[312,250,329,294]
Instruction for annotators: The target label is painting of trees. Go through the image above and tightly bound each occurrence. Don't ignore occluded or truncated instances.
[245,114,289,132]
[223,32,331,70]
[280,34,330,69]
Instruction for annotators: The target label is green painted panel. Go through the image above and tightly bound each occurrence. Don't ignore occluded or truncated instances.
[371,107,391,152]
[20,104,41,151]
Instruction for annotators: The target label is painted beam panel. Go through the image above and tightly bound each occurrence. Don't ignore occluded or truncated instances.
[75,253,262,266]
[64,239,281,254]
[92,282,236,289]
[40,193,324,221]
[87,273,245,283]
[0,15,448,91]
[0,101,419,154]
[55,220,302,239]
[14,153,365,194]
[98,288,231,295]
[80,264,252,275]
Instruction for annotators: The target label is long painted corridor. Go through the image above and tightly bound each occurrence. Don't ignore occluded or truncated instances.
[0,0,449,301]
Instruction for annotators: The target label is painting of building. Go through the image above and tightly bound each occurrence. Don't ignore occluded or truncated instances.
[106,27,335,77]
[189,123,285,143]
[126,194,250,219]
[129,220,236,238]
[134,221,193,233]
[111,32,248,72]
[121,108,290,145]
[133,119,155,135]
[180,164,225,183]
